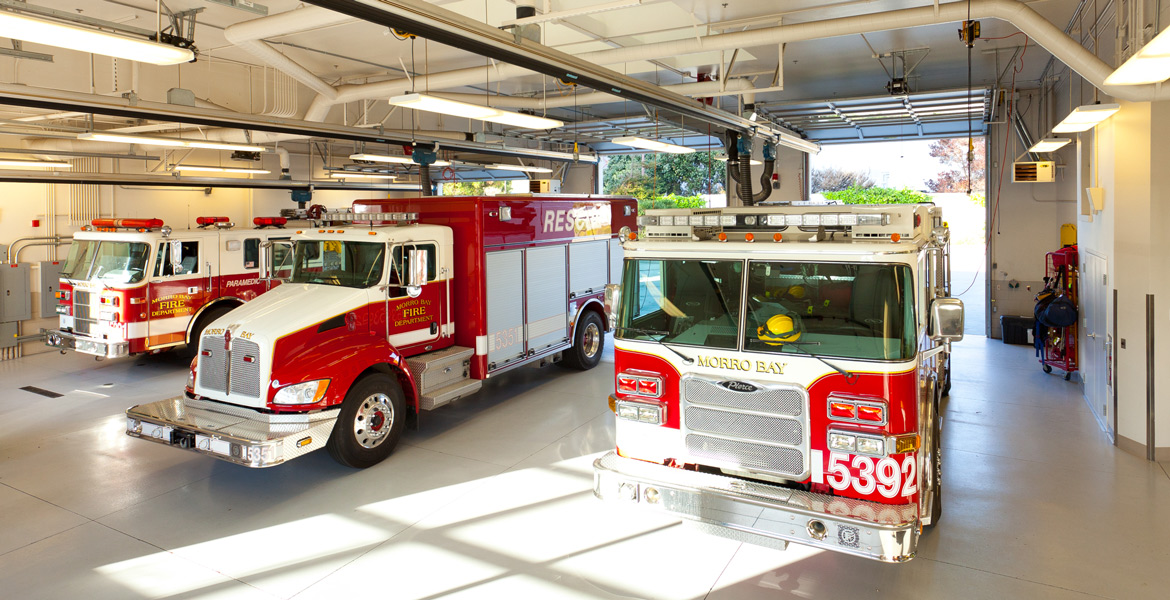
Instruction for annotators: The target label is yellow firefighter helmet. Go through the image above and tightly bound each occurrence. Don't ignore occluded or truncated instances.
[786,284,806,299]
[757,313,803,345]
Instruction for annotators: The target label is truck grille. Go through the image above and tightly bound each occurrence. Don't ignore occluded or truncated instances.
[198,334,262,398]
[198,336,228,393]
[681,377,809,480]
[229,339,261,397]
[73,290,96,337]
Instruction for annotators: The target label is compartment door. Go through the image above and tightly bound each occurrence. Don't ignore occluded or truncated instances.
[569,239,608,298]
[525,245,568,353]
[485,249,525,368]
[609,237,624,284]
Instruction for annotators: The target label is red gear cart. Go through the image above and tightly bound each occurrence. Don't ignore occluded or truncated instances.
[1039,245,1078,380]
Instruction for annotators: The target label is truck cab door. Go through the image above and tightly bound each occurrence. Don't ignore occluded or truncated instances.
[146,239,207,347]
[384,241,444,354]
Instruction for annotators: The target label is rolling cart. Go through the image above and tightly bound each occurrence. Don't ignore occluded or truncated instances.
[1036,245,1078,380]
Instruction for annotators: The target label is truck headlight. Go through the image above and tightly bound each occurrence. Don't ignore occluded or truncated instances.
[274,379,330,405]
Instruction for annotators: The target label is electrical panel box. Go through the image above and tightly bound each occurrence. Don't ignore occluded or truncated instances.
[0,321,16,349]
[39,261,63,319]
[1013,161,1056,183]
[0,263,32,322]
[529,179,561,193]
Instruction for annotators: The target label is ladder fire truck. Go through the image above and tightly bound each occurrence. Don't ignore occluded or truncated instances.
[124,195,636,468]
[46,216,295,359]
[593,203,963,563]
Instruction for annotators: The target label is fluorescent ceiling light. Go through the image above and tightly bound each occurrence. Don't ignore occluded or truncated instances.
[486,164,554,173]
[1106,26,1170,85]
[78,132,266,152]
[187,141,266,152]
[1028,137,1071,153]
[713,155,762,165]
[1052,104,1121,133]
[389,93,499,120]
[388,93,563,130]
[349,153,451,167]
[0,12,195,66]
[612,136,695,154]
[78,132,187,147]
[173,165,271,174]
[482,111,564,130]
[776,132,821,155]
[0,158,72,168]
[329,172,397,180]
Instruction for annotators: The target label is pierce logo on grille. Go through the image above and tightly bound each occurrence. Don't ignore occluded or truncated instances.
[719,380,759,393]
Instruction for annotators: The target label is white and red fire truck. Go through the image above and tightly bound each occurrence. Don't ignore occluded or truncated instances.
[47,216,295,359]
[593,203,964,563]
[125,195,637,468]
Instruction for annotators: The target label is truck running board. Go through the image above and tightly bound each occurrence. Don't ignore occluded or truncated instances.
[126,396,339,468]
[406,345,482,410]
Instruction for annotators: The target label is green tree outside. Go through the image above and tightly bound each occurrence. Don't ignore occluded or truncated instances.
[602,152,724,214]
[822,186,930,204]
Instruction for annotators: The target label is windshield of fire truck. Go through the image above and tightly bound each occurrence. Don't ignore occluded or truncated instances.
[743,261,916,361]
[60,240,151,285]
[289,240,385,288]
[618,259,916,361]
[618,259,743,350]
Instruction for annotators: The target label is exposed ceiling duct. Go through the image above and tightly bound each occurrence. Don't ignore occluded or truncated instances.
[222,0,1169,132]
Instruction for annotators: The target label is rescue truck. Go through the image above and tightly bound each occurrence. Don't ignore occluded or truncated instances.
[124,195,637,468]
[47,216,295,359]
[593,203,964,563]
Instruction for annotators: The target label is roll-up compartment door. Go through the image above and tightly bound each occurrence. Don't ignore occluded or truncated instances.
[525,245,568,352]
[609,237,624,284]
[569,239,608,298]
[485,250,525,367]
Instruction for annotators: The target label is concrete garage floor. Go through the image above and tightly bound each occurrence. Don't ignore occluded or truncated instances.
[0,337,1166,599]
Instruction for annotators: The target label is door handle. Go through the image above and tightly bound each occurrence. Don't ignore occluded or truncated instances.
[1087,333,1098,339]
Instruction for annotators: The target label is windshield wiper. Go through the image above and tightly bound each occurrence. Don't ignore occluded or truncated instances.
[615,327,694,365]
[776,340,858,383]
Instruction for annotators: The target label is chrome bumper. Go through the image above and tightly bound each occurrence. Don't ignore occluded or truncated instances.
[44,329,129,358]
[126,396,339,468]
[593,452,919,563]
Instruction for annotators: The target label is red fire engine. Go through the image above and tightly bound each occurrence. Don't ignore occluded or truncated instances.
[593,203,964,562]
[125,195,637,468]
[47,216,295,359]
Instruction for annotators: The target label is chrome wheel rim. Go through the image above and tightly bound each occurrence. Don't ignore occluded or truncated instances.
[354,393,393,449]
[582,322,601,358]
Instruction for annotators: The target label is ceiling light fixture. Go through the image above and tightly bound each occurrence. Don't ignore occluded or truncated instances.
[713,155,762,166]
[1106,27,1170,85]
[173,165,271,174]
[349,153,451,167]
[77,132,266,153]
[0,158,73,168]
[612,136,695,154]
[486,164,554,173]
[1052,104,1121,133]
[388,93,564,130]
[329,172,397,180]
[0,12,195,66]
[1028,137,1071,153]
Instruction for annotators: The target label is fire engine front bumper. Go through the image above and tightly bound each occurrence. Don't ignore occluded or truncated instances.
[44,329,129,358]
[593,452,919,563]
[126,396,339,468]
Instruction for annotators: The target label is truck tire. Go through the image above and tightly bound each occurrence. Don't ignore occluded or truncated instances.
[941,356,952,396]
[179,304,234,359]
[327,373,406,468]
[560,312,604,371]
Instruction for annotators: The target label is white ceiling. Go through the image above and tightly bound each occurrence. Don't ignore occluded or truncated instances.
[0,0,1096,147]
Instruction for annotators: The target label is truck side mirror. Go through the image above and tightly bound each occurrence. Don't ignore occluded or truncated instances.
[169,240,183,274]
[406,248,428,297]
[929,297,964,342]
[604,283,621,330]
[260,240,293,281]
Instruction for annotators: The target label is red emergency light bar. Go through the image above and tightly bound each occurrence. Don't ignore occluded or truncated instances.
[91,218,164,230]
[253,217,288,228]
[196,216,230,226]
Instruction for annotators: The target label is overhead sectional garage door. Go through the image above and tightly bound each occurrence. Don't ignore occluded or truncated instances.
[762,88,991,143]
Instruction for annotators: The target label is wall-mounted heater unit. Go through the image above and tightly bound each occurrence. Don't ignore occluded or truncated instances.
[530,179,561,193]
[1012,161,1056,183]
